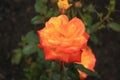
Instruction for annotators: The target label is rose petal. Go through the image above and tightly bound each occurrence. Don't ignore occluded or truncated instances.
[77,48,96,80]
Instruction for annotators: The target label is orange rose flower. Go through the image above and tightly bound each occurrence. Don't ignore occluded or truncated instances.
[57,0,72,10]
[37,15,89,63]
[57,0,72,14]
[77,48,96,80]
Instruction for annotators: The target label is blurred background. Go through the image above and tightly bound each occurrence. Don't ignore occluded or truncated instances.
[0,0,120,80]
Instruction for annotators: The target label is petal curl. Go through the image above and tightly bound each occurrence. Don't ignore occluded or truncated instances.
[77,48,96,80]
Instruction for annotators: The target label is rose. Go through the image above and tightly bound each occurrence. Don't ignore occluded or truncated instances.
[37,15,89,63]
[57,0,72,14]
[57,0,72,10]
[77,47,96,80]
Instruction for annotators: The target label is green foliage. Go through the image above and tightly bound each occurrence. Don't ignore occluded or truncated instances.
[81,14,93,27]
[32,0,59,24]
[25,30,39,44]
[11,48,22,64]
[90,34,99,44]
[22,31,40,55]
[75,64,99,77]
[107,22,120,32]
[22,44,37,55]
[31,16,45,24]
[11,31,40,64]
[66,63,80,80]
[34,0,47,14]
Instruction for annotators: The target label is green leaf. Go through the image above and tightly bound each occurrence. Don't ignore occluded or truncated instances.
[46,8,57,18]
[52,74,60,80]
[37,49,44,59]
[34,0,47,14]
[11,48,22,64]
[66,63,79,80]
[90,22,100,32]
[81,14,92,26]
[31,15,45,24]
[22,44,38,56]
[75,64,99,77]
[25,31,39,44]
[34,0,42,13]
[86,28,91,34]
[107,22,120,32]
[46,10,54,18]
[90,34,99,44]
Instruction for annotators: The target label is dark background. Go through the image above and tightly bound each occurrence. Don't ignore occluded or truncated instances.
[0,0,120,80]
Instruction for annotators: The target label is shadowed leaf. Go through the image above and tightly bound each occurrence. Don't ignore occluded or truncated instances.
[107,22,120,32]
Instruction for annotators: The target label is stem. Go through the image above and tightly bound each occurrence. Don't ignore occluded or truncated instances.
[77,0,115,34]
[60,62,65,80]
[60,8,65,14]
[92,0,115,33]
[91,10,112,33]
